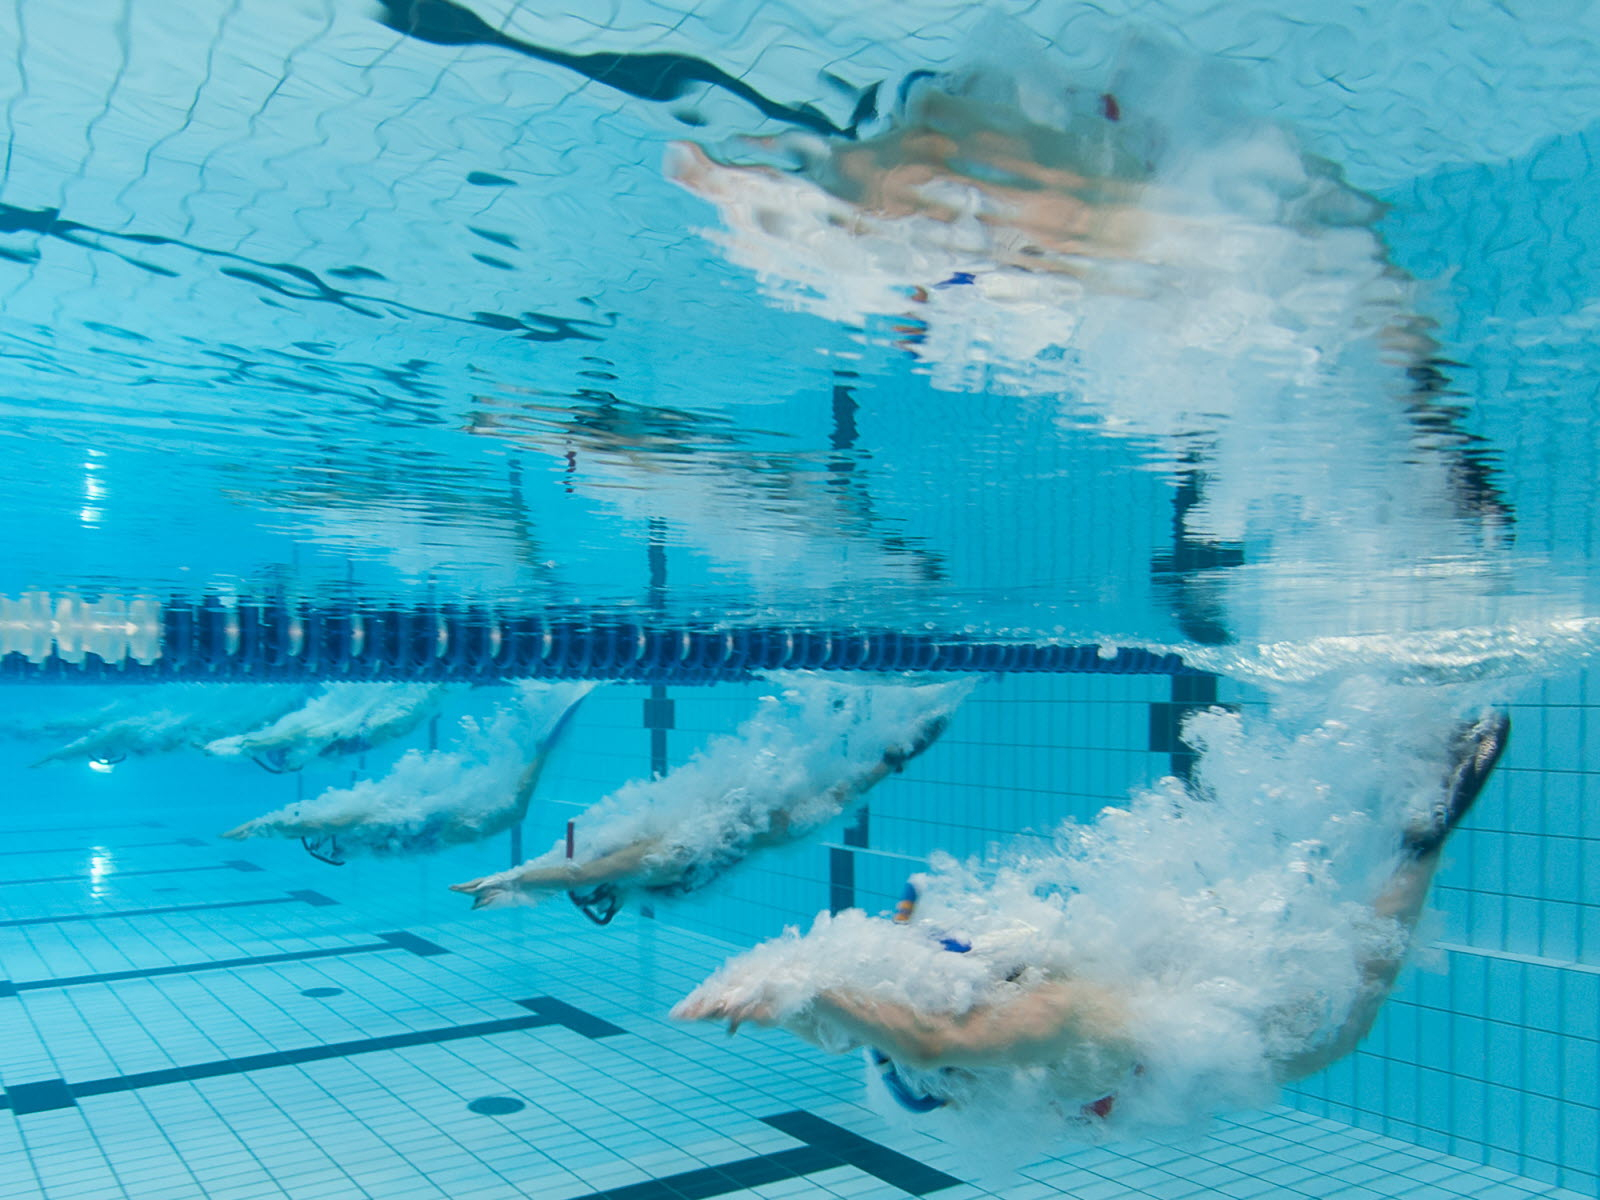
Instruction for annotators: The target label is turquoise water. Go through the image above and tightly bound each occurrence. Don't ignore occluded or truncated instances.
[1,2,1598,1198]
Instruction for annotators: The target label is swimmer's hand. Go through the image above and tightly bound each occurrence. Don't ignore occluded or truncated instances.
[449,873,517,910]
[449,862,564,909]
[671,985,782,1035]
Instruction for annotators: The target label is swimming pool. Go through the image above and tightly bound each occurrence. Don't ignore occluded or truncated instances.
[0,2,1596,1198]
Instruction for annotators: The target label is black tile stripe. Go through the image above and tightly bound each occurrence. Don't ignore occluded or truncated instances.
[0,859,261,886]
[0,822,163,835]
[374,930,450,957]
[558,1110,960,1200]
[0,930,448,996]
[761,1111,959,1195]
[827,846,855,915]
[515,995,624,1038]
[0,994,618,1114]
[581,1147,835,1200]
[829,807,870,914]
[0,837,207,858]
[646,522,669,782]
[0,889,337,928]
[1150,673,1234,783]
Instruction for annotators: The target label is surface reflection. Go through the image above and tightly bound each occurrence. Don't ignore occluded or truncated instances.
[465,386,947,615]
[671,43,1543,659]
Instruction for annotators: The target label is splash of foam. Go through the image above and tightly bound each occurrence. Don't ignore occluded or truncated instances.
[224,682,594,855]
[680,677,1496,1151]
[1173,614,1600,689]
[202,682,451,769]
[490,672,975,901]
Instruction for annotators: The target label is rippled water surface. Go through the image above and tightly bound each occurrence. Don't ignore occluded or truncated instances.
[1,0,1599,664]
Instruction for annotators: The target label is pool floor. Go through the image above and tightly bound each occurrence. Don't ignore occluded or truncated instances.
[0,821,1585,1200]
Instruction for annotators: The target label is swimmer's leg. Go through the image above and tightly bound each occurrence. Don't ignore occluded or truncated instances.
[1278,710,1510,1082]
[882,713,952,774]
[1401,709,1511,863]
[505,689,594,826]
[820,710,955,811]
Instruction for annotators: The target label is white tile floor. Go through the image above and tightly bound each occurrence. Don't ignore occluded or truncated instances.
[0,820,1589,1200]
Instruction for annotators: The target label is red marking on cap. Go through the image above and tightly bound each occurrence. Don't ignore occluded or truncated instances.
[1083,1094,1116,1119]
[1100,93,1120,121]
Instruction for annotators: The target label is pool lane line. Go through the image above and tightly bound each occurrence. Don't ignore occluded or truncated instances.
[0,995,624,1114]
[559,1110,961,1200]
[0,929,449,997]
[0,889,338,928]
[0,837,208,857]
[0,821,163,835]
[0,860,263,886]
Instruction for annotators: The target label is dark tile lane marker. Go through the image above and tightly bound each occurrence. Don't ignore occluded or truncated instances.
[561,1110,961,1200]
[0,860,262,886]
[764,1111,960,1195]
[0,837,207,858]
[0,994,622,1114]
[0,821,163,835]
[0,889,337,929]
[0,930,449,996]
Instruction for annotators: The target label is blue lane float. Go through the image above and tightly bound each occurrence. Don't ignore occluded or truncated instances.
[0,596,1200,683]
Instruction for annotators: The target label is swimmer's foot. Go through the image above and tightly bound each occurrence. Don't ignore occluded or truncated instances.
[301,835,346,866]
[569,883,624,925]
[251,746,298,774]
[882,714,952,773]
[1404,710,1510,861]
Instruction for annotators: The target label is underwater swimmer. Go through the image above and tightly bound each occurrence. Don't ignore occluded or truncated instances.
[203,683,450,772]
[675,711,1509,1128]
[28,685,311,768]
[221,684,592,864]
[451,676,971,920]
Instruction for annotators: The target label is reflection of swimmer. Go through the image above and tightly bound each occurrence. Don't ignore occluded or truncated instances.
[451,675,972,920]
[675,711,1508,1143]
[667,62,1412,397]
[221,683,593,864]
[672,51,1517,650]
[29,685,312,768]
[202,683,450,772]
[465,388,947,597]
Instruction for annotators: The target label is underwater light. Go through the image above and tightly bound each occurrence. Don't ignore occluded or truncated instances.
[88,758,117,774]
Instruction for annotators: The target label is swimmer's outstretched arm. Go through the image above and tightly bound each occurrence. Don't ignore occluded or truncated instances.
[818,981,1136,1071]
[675,978,1137,1073]
[449,838,671,908]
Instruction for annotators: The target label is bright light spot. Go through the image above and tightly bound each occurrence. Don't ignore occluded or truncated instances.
[89,851,112,882]
[88,758,116,774]
[79,506,102,526]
